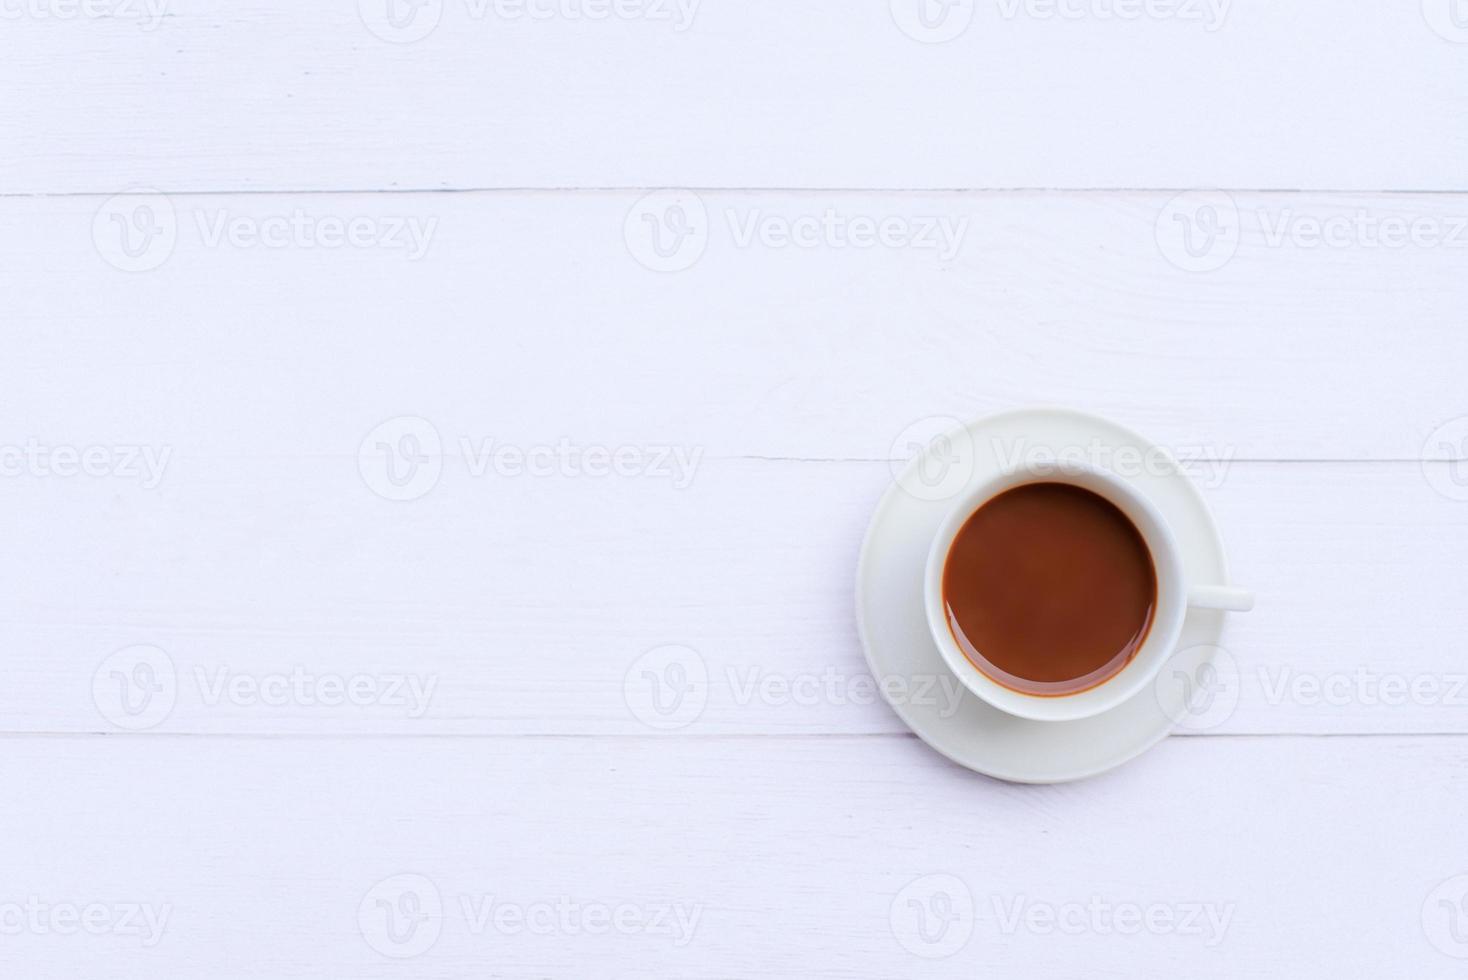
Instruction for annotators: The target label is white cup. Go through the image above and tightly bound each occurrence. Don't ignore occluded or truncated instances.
[923,461,1252,722]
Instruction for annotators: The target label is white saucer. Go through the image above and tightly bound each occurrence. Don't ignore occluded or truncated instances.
[856,408,1232,783]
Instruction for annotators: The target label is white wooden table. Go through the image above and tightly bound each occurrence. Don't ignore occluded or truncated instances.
[4,2,1468,975]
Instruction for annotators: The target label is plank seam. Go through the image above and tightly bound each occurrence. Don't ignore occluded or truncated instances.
[7,187,1468,199]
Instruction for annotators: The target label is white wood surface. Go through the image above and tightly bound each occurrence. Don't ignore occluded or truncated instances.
[2,0,1467,193]
[5,3,1468,976]
[5,190,1466,459]
[3,456,1465,736]
[2,735,1467,978]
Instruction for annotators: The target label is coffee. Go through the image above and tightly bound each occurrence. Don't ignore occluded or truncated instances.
[940,481,1156,696]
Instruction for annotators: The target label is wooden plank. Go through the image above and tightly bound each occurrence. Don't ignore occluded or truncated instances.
[1,455,1464,735]
[2,0,1466,193]
[0,734,1464,977]
[3,189,1464,461]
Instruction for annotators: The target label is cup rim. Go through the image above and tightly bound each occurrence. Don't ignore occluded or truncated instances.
[923,460,1188,723]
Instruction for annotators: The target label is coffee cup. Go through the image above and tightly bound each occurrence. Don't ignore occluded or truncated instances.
[923,460,1252,723]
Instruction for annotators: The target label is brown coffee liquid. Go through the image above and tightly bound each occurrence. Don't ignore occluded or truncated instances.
[942,482,1156,696]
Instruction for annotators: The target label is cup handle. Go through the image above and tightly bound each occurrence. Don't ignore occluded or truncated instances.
[1188,585,1254,612]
